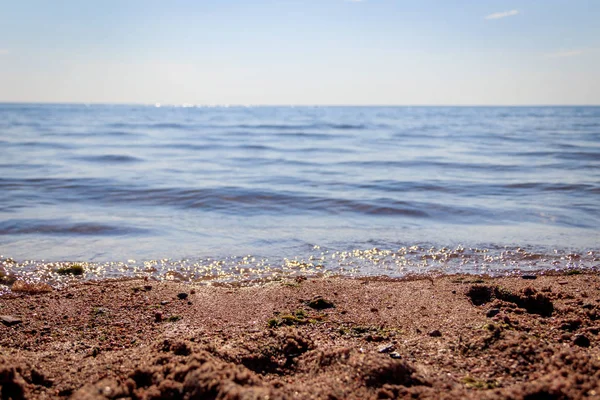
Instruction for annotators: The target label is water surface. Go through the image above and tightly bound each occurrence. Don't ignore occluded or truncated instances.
[1,104,599,282]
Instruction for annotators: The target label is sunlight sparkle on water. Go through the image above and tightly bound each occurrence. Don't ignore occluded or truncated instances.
[1,246,598,294]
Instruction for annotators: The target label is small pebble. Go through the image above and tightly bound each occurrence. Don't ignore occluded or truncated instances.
[177,293,188,300]
[486,308,501,318]
[522,275,537,280]
[190,289,196,294]
[160,301,170,306]
[428,330,442,337]
[389,352,402,359]
[154,312,163,323]
[144,285,152,291]
[0,315,22,326]
[378,344,395,353]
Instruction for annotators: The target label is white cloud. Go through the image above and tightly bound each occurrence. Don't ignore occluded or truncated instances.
[0,49,9,56]
[484,10,519,20]
[545,49,586,58]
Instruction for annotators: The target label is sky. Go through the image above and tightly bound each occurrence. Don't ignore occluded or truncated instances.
[0,0,599,105]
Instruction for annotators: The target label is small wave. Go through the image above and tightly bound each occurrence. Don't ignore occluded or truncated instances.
[0,178,436,217]
[356,180,454,194]
[513,151,557,158]
[517,150,600,162]
[76,154,144,164]
[229,157,315,167]
[106,123,133,129]
[42,130,143,138]
[0,219,148,236]
[0,178,551,222]
[272,131,346,139]
[149,123,189,129]
[101,130,144,137]
[6,121,45,128]
[236,123,366,131]
[327,123,367,130]
[335,160,525,172]
[162,143,215,151]
[106,122,190,130]
[503,182,599,193]
[0,163,48,170]
[10,141,75,149]
[238,144,274,151]
[236,144,354,154]
[180,190,433,217]
[236,123,316,130]
[572,122,600,128]
[558,151,600,161]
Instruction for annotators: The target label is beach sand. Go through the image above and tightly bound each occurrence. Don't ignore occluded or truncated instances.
[1,272,599,399]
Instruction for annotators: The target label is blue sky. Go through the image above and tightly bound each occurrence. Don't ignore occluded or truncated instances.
[0,0,598,105]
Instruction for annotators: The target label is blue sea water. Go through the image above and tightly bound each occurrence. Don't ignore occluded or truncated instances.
[0,104,599,282]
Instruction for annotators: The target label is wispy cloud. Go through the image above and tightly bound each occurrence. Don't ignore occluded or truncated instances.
[0,49,9,56]
[484,10,519,20]
[545,49,587,58]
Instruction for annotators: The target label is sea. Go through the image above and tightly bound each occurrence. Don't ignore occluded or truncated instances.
[1,104,599,285]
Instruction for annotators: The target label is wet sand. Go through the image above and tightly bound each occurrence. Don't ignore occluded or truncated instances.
[1,272,599,399]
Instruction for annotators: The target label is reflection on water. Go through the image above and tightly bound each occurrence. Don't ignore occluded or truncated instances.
[2,246,598,293]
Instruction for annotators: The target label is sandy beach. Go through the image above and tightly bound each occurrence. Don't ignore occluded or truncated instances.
[1,272,599,399]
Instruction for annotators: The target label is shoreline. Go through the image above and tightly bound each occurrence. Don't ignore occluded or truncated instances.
[1,272,599,399]
[2,246,598,288]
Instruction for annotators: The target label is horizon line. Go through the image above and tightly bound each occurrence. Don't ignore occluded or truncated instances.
[1,101,599,107]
